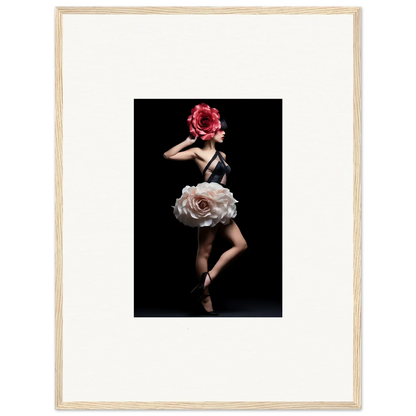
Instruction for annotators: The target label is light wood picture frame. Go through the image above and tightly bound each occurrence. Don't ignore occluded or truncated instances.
[55,6,361,409]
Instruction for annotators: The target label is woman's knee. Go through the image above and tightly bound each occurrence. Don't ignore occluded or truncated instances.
[236,239,248,252]
[197,243,213,259]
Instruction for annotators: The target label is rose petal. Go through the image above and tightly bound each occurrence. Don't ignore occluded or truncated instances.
[187,103,221,141]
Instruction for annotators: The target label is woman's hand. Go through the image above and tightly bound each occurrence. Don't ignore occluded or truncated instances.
[185,134,197,145]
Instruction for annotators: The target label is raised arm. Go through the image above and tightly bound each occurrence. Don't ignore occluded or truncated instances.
[163,134,199,161]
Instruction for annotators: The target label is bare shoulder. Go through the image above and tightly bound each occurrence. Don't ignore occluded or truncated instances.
[194,147,213,161]
[219,151,226,160]
[192,147,204,159]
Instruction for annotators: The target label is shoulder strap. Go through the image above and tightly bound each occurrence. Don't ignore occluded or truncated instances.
[202,151,219,176]
[217,151,228,166]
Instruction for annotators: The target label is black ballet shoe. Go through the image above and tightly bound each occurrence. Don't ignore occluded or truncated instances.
[197,294,219,316]
[190,272,212,298]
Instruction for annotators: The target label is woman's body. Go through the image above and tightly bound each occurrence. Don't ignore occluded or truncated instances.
[164,129,247,313]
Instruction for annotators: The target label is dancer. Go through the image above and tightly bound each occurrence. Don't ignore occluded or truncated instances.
[163,103,247,315]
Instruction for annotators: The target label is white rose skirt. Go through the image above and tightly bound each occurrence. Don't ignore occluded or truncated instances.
[173,182,238,228]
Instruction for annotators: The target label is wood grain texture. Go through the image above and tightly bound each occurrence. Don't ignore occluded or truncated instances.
[55,6,63,410]
[55,6,360,15]
[352,7,362,410]
[56,401,360,410]
[55,6,361,410]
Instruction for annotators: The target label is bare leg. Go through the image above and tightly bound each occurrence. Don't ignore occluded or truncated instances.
[206,220,247,285]
[195,224,219,311]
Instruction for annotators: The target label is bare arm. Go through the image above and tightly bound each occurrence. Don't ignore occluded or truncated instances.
[163,134,199,161]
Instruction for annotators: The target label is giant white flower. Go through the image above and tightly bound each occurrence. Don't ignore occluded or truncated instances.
[173,182,238,228]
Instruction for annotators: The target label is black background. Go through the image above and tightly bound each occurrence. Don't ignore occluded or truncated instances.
[134,99,282,317]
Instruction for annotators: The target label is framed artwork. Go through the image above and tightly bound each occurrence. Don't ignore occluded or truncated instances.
[55,7,361,409]
[134,98,282,318]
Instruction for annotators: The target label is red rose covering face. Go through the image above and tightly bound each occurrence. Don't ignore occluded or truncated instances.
[187,103,221,141]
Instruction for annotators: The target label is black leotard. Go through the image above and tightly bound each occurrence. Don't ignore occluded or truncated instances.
[202,150,231,186]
